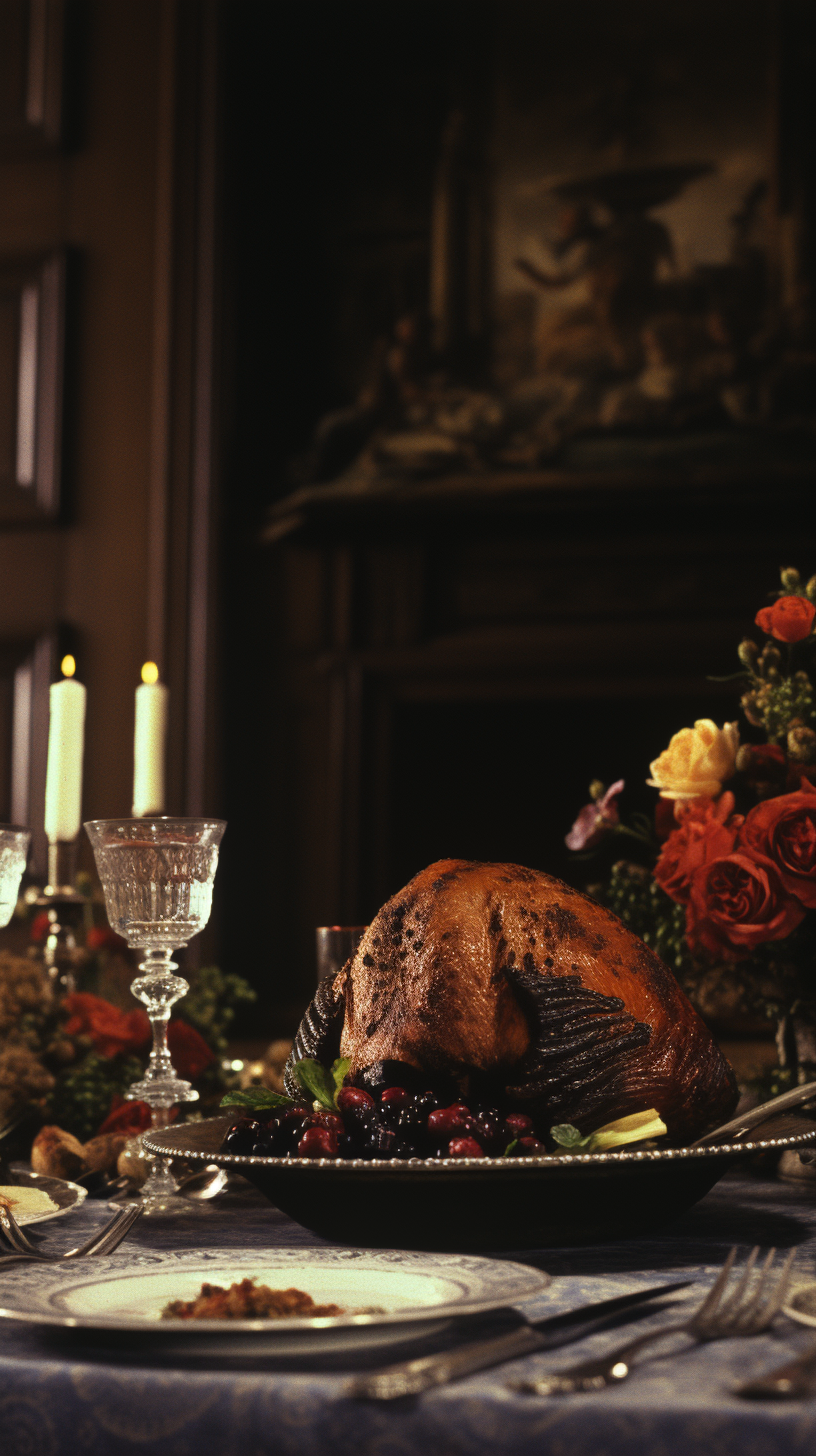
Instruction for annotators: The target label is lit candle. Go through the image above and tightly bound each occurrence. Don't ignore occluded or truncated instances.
[133,662,169,817]
[44,656,87,841]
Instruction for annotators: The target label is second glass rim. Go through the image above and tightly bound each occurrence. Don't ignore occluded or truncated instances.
[84,816,226,830]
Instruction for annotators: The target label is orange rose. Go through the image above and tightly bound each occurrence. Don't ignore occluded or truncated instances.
[755,595,815,643]
[654,792,741,904]
[62,993,150,1059]
[647,720,739,800]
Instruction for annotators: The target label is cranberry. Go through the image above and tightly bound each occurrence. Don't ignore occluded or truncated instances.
[336,1087,376,1114]
[297,1127,339,1158]
[515,1136,548,1156]
[448,1137,485,1159]
[505,1113,535,1138]
[380,1086,410,1111]
[427,1103,473,1139]
[304,1110,344,1134]
[278,1105,311,1127]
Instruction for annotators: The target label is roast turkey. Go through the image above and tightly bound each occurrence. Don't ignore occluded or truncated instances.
[286,859,737,1143]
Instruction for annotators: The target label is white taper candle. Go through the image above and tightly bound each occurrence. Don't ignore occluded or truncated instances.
[44,657,86,841]
[133,662,168,817]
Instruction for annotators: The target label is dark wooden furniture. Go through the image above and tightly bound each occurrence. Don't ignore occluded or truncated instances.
[244,464,814,1025]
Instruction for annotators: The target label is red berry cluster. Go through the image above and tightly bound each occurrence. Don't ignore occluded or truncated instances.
[222,1084,550,1161]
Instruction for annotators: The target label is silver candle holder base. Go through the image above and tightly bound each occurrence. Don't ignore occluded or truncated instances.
[35,839,86,997]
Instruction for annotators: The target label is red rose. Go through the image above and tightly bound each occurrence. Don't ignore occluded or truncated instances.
[755,596,815,642]
[97,1098,153,1137]
[86,925,128,953]
[30,911,51,944]
[654,797,678,842]
[62,993,150,1059]
[654,792,741,904]
[740,783,816,908]
[686,852,806,960]
[166,1020,215,1081]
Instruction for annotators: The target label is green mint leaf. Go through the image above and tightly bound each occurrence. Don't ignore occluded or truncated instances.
[220,1088,294,1110]
[293,1058,337,1110]
[502,1139,519,1157]
[330,1058,351,1103]
[550,1122,591,1149]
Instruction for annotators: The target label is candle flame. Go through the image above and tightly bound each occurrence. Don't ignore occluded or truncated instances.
[141,661,160,685]
[60,655,76,679]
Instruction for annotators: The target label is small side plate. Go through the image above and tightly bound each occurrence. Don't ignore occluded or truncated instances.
[0,1169,87,1225]
[783,1283,816,1328]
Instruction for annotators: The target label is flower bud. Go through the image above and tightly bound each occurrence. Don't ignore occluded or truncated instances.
[735,744,754,773]
[788,725,816,763]
[806,576,816,603]
[737,638,758,669]
[589,779,605,802]
[780,567,801,591]
[741,692,764,727]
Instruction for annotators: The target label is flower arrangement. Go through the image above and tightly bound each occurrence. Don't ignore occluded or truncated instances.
[0,950,255,1147]
[567,567,816,1089]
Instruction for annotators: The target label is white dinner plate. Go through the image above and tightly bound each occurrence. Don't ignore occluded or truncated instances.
[0,1244,549,1355]
[0,1169,87,1225]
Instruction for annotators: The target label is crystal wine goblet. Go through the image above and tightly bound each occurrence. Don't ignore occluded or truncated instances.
[0,826,31,928]
[84,816,226,1214]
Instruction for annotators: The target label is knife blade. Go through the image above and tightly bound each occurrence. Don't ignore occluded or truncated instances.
[735,1341,816,1399]
[347,1278,694,1400]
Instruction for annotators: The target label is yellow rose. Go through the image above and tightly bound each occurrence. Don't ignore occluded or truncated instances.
[647,720,739,800]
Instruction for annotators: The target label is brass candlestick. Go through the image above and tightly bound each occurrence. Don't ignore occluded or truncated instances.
[35,839,86,996]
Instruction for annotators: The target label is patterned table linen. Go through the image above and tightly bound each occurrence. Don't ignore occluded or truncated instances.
[2,1169,816,1456]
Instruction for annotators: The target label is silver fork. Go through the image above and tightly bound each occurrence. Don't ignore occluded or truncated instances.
[512,1246,795,1395]
[0,1200,143,1265]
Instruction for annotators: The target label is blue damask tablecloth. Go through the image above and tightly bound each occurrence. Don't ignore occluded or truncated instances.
[3,1167,816,1456]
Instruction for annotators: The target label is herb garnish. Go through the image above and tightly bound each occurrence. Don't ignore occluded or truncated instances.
[220,1057,351,1113]
[550,1108,667,1153]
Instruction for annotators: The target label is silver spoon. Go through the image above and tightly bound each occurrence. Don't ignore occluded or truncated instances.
[177,1164,228,1200]
[692,1080,816,1147]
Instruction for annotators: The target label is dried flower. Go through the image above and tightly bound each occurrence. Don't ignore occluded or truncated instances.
[0,1045,54,1123]
[0,952,53,1038]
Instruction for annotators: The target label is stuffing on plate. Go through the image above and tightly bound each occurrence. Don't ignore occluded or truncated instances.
[161,1278,345,1320]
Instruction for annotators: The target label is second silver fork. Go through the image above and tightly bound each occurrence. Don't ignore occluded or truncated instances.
[0,1200,143,1265]
[513,1246,795,1396]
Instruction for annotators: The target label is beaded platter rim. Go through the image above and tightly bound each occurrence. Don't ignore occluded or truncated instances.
[143,1115,816,1171]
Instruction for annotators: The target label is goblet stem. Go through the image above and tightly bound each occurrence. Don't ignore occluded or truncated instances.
[126,948,199,1213]
[128,949,199,1107]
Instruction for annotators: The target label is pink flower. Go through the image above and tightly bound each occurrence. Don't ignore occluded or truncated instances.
[565,780,625,851]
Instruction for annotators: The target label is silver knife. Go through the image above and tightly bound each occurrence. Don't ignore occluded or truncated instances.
[735,1341,816,1399]
[346,1278,693,1400]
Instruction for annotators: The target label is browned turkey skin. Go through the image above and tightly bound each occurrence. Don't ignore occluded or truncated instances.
[286,859,738,1144]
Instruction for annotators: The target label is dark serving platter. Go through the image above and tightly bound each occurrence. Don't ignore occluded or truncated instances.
[144,1114,816,1251]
